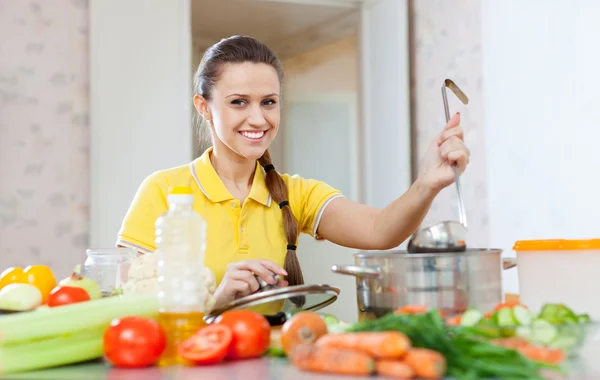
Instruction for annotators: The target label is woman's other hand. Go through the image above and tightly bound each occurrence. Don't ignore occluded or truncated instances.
[416,112,470,192]
[212,259,288,309]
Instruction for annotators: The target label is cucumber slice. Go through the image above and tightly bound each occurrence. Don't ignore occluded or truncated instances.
[530,318,558,345]
[461,309,483,326]
[512,305,533,325]
[496,307,516,327]
[515,325,532,339]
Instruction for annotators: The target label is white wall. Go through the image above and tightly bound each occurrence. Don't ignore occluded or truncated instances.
[360,0,412,211]
[89,0,193,248]
[481,0,600,293]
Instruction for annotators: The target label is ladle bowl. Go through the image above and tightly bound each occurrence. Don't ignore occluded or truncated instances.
[407,220,467,253]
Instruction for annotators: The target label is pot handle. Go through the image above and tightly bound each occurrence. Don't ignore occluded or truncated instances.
[503,257,517,270]
[331,265,381,279]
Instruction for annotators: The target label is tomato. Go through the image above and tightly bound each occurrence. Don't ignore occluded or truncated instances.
[23,265,56,303]
[0,267,26,290]
[103,316,166,368]
[215,310,270,359]
[177,324,233,365]
[47,286,90,307]
[281,312,328,356]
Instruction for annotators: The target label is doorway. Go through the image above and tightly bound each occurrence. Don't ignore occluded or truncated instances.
[191,0,362,321]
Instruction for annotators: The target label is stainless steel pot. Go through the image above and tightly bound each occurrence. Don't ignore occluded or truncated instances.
[332,248,508,321]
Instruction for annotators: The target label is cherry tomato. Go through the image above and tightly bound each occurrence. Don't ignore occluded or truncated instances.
[23,265,56,303]
[0,267,26,290]
[103,316,166,368]
[215,310,270,359]
[177,324,233,365]
[47,286,90,307]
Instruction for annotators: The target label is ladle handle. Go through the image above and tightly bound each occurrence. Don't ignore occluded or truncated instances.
[442,85,468,230]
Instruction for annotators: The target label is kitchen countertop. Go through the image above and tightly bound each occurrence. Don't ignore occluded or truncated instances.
[6,342,600,380]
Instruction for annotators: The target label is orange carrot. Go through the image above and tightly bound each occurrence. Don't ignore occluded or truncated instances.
[403,348,447,380]
[491,337,530,350]
[492,339,566,365]
[445,315,462,326]
[316,331,411,359]
[290,344,375,376]
[395,305,429,315]
[376,360,415,379]
[493,301,527,312]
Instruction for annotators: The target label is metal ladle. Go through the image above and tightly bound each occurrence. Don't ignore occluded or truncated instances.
[407,79,469,253]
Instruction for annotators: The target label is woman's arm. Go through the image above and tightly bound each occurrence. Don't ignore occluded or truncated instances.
[316,181,437,250]
[316,112,469,250]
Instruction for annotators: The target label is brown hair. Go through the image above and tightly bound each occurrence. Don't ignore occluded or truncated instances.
[193,35,304,288]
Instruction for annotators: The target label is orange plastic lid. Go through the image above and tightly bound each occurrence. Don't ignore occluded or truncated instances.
[513,239,600,251]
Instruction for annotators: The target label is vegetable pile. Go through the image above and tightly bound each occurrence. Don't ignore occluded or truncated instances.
[457,302,591,354]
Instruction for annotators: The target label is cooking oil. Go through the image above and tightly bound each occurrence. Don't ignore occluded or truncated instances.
[154,186,215,366]
[157,311,206,366]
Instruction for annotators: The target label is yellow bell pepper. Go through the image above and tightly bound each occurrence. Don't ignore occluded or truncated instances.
[0,265,57,303]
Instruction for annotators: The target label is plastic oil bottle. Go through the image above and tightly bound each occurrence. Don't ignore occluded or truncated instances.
[155,186,213,366]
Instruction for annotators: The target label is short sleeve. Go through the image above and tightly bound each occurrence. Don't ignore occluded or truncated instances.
[286,175,344,240]
[116,172,169,253]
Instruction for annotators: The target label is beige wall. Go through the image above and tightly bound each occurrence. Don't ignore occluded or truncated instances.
[0,0,90,278]
[410,0,488,247]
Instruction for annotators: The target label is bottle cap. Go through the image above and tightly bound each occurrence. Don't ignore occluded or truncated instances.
[167,186,193,204]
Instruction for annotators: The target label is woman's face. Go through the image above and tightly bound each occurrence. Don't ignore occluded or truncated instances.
[195,62,281,161]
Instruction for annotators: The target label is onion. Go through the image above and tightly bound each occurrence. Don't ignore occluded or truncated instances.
[0,283,43,311]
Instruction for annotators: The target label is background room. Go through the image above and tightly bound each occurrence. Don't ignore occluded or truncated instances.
[2,0,600,323]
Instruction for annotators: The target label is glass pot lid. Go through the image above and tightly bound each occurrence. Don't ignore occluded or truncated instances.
[204,281,340,324]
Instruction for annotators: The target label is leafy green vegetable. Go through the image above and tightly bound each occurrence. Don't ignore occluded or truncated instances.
[347,310,558,380]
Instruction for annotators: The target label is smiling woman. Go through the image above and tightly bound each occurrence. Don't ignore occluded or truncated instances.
[116,35,470,314]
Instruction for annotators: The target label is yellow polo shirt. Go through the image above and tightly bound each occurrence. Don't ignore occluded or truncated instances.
[116,147,343,311]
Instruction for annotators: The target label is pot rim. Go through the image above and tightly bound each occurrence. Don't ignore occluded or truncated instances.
[354,248,503,259]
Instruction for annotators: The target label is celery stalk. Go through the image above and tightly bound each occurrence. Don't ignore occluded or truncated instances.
[0,330,104,375]
[0,294,158,346]
[1,326,103,352]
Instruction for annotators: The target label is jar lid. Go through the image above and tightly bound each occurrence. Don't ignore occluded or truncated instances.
[203,282,340,324]
[513,239,600,251]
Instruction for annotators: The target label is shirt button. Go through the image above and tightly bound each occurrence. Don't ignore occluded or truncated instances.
[240,226,244,231]
[231,202,237,208]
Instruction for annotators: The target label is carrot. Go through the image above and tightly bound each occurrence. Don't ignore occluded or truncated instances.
[518,345,566,365]
[395,305,429,315]
[493,301,527,312]
[492,338,566,365]
[403,348,446,380]
[316,331,411,359]
[491,337,530,350]
[289,344,375,376]
[445,315,461,326]
[376,360,415,379]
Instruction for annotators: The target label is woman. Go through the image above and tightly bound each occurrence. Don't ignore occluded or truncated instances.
[117,35,469,310]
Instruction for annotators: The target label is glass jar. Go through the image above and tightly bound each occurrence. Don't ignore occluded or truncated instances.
[83,248,135,297]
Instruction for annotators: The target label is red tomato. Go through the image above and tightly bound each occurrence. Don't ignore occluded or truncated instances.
[47,286,90,307]
[215,310,270,359]
[103,316,166,368]
[178,324,233,365]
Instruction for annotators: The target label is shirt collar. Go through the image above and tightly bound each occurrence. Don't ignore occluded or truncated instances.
[190,147,272,207]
